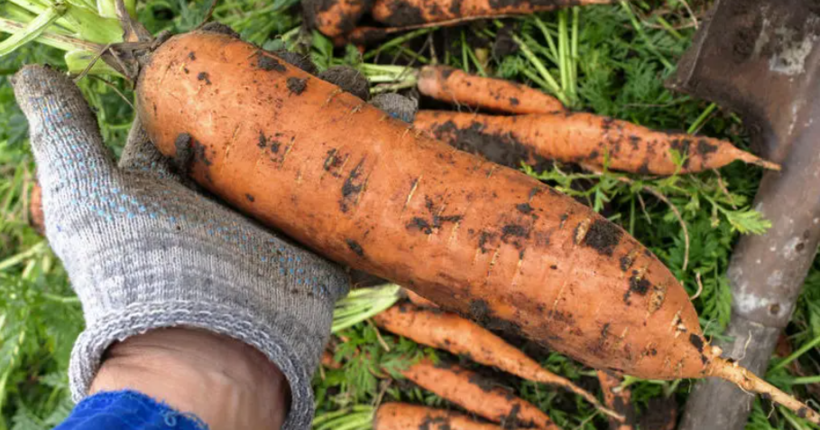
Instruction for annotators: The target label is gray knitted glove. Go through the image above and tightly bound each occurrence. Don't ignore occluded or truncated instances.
[12,65,349,430]
[370,93,418,123]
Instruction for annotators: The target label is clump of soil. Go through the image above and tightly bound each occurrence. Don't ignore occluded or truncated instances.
[319,66,371,100]
[274,50,317,74]
[200,22,239,38]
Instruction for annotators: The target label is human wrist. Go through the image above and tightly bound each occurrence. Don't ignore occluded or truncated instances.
[90,327,290,430]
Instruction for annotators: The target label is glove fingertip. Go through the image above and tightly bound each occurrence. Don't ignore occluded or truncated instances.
[13,64,117,191]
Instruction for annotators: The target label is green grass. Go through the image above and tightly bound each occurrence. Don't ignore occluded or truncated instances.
[1,1,820,429]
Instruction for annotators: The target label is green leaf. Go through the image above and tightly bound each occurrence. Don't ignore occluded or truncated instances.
[64,49,119,75]
[0,5,65,57]
[722,208,771,235]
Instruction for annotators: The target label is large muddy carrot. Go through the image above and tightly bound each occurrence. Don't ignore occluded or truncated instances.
[418,66,564,115]
[415,110,780,174]
[401,358,560,429]
[375,302,620,420]
[371,0,611,27]
[136,31,818,422]
[375,403,505,430]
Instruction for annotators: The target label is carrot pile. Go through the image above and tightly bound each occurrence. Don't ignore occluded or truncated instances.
[323,288,570,429]
[375,301,620,420]
[135,30,818,422]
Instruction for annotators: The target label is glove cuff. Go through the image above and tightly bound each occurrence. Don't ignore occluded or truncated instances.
[69,300,315,430]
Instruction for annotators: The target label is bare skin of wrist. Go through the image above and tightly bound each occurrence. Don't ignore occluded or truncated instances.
[90,328,291,430]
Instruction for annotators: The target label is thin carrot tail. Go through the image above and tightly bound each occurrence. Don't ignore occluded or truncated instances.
[733,148,781,171]
[537,371,625,422]
[709,358,820,425]
[751,157,782,171]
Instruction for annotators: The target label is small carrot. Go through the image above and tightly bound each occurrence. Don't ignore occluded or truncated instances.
[415,110,780,175]
[29,182,44,235]
[371,0,612,27]
[401,358,561,430]
[403,289,438,308]
[321,349,342,369]
[376,302,621,420]
[375,403,505,430]
[303,0,373,38]
[418,66,564,115]
[597,371,636,430]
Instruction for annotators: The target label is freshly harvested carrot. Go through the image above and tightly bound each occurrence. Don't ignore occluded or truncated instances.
[375,403,504,430]
[418,66,564,114]
[415,110,781,174]
[137,31,819,422]
[371,0,611,27]
[401,358,560,429]
[29,182,44,234]
[375,302,621,420]
[597,371,635,430]
[303,0,372,38]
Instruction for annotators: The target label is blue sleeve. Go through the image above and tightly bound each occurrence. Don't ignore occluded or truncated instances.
[54,390,208,430]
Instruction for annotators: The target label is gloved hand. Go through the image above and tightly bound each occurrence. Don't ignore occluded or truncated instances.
[12,65,350,429]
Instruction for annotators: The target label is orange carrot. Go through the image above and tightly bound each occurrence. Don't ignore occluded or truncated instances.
[136,31,819,422]
[371,0,612,27]
[375,302,620,420]
[303,0,372,38]
[321,349,342,369]
[29,182,44,235]
[418,66,564,114]
[597,371,635,430]
[404,289,438,308]
[401,358,560,429]
[414,110,780,174]
[331,26,390,47]
[375,403,505,430]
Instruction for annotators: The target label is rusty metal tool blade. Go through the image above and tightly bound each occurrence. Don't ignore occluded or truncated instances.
[667,1,820,429]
